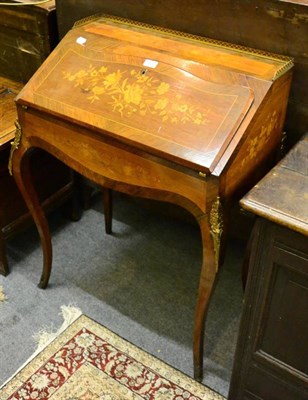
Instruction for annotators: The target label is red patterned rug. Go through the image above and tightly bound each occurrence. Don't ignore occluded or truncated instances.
[0,315,224,399]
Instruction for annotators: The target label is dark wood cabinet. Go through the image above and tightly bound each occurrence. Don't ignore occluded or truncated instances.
[228,135,308,400]
[0,0,58,82]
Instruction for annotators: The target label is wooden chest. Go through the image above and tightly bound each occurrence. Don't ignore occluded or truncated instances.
[229,135,308,399]
[0,0,58,82]
[55,0,307,149]
[9,15,293,379]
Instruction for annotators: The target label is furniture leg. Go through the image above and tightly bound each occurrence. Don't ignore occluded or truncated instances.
[81,178,95,210]
[193,215,218,381]
[103,188,112,234]
[12,148,52,289]
[0,233,9,276]
[66,169,82,222]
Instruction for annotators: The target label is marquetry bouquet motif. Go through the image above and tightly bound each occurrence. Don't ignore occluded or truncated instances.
[62,64,209,126]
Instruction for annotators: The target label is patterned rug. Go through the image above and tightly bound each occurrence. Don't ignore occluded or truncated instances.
[0,315,225,400]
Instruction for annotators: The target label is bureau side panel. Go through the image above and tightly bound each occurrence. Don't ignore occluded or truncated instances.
[221,72,292,202]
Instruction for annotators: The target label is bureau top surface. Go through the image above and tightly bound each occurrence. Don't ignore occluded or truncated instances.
[241,135,308,236]
[17,15,293,172]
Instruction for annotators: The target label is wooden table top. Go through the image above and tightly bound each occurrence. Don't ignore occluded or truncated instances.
[241,135,308,236]
[16,15,293,173]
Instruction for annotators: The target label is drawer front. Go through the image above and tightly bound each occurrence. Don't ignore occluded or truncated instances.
[20,110,208,216]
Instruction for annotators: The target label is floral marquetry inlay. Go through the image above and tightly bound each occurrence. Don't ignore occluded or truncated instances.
[241,110,279,167]
[33,48,254,166]
[62,64,210,126]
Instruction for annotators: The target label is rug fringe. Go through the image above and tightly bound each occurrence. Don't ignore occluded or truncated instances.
[0,305,82,390]
[0,285,6,303]
[33,305,82,351]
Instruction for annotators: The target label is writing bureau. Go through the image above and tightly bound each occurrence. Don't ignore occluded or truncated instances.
[9,15,293,379]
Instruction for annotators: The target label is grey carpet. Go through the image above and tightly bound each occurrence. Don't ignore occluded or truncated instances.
[0,192,244,397]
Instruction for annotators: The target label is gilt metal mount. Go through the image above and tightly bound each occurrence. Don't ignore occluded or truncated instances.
[8,120,22,176]
[210,196,223,272]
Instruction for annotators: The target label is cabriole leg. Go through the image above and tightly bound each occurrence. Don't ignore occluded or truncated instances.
[193,196,224,381]
[103,188,112,234]
[193,215,218,381]
[12,147,52,289]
